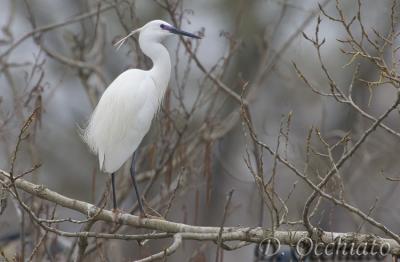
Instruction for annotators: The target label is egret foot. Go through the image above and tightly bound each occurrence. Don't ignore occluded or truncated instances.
[137,211,164,220]
[140,204,164,219]
[111,208,124,224]
[139,211,148,219]
[144,214,165,220]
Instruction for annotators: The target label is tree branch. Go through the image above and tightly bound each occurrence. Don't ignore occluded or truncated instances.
[1,169,400,256]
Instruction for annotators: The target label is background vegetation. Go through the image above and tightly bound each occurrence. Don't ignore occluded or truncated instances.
[1,0,400,261]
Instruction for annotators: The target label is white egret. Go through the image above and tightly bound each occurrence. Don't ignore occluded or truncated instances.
[83,20,200,215]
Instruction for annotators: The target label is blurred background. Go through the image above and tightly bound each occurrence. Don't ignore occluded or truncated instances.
[1,0,399,261]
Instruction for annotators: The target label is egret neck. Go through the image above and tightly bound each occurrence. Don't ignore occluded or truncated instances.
[140,40,171,93]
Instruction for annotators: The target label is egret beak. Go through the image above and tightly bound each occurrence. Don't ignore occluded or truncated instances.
[167,26,201,39]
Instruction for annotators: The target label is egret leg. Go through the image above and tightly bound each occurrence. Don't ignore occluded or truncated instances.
[130,153,145,215]
[111,173,117,210]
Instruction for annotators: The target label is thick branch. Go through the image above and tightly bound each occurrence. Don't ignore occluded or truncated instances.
[1,169,400,256]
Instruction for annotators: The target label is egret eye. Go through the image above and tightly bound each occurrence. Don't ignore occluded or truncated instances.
[160,24,166,29]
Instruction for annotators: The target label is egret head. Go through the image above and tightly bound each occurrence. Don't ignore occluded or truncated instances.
[143,20,201,40]
[114,20,200,49]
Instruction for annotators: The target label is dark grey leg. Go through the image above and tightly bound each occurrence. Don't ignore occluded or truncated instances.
[111,173,117,210]
[130,153,145,215]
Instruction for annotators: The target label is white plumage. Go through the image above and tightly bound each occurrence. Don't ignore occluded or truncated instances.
[81,20,200,212]
[84,20,172,173]
[84,70,158,172]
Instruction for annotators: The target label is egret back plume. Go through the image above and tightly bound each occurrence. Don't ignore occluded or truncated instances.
[114,28,142,50]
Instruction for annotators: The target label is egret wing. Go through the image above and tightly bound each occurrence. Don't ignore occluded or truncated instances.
[83,69,156,173]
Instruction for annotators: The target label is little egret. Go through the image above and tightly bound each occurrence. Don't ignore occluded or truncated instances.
[83,20,200,215]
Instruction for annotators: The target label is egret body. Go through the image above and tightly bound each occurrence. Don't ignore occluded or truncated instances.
[83,20,200,214]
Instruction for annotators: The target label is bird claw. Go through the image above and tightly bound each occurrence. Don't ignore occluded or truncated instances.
[111,208,124,223]
[138,209,165,220]
[143,213,165,220]
[139,211,147,219]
